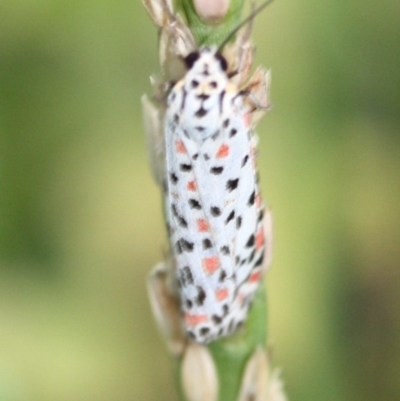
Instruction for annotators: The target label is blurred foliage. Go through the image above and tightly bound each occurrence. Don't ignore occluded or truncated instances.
[0,1,399,401]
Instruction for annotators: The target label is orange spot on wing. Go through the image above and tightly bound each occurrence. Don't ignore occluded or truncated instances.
[175,140,187,154]
[256,228,264,250]
[185,313,208,327]
[255,194,262,208]
[196,218,209,232]
[187,180,196,191]
[215,288,228,301]
[249,270,262,283]
[202,257,220,275]
[216,144,230,158]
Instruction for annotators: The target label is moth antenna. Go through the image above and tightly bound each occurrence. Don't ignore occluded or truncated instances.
[217,0,276,53]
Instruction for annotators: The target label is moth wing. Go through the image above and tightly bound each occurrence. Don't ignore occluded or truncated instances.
[165,121,237,341]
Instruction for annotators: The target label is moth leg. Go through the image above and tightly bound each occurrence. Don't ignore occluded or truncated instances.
[223,25,255,87]
[147,259,187,356]
[243,68,272,125]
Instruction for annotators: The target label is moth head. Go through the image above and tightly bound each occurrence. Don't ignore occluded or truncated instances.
[183,48,229,95]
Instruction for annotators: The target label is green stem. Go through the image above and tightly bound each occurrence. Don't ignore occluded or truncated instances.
[172,2,269,400]
[177,0,246,46]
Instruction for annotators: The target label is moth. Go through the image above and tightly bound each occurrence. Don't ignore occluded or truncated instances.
[143,0,273,345]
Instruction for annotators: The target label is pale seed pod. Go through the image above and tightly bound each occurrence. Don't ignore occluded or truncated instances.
[237,347,269,401]
[147,262,187,356]
[237,347,288,401]
[193,0,230,22]
[141,95,166,185]
[158,15,195,81]
[142,0,173,27]
[181,343,219,401]
[262,208,273,273]
[267,369,288,401]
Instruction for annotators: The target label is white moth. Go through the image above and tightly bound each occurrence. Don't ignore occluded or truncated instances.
[164,48,268,343]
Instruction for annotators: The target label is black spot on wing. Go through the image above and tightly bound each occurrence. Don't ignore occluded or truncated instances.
[236,216,242,229]
[180,163,192,172]
[254,251,265,267]
[180,238,194,252]
[183,266,194,284]
[202,238,212,249]
[246,234,255,248]
[212,315,222,324]
[248,190,256,206]
[230,128,237,137]
[200,327,210,336]
[210,166,223,175]
[170,172,178,184]
[196,286,206,306]
[225,210,235,224]
[220,246,229,255]
[189,199,201,210]
[219,90,226,114]
[223,118,230,128]
[211,130,220,140]
[210,206,221,217]
[247,249,256,263]
[219,269,227,282]
[177,215,188,228]
[180,87,187,110]
[172,204,187,228]
[242,155,249,167]
[176,240,183,254]
[226,178,239,191]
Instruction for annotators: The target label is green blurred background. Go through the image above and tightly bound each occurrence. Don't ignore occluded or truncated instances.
[1,0,399,400]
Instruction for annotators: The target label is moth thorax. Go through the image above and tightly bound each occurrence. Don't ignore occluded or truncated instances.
[181,50,231,141]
